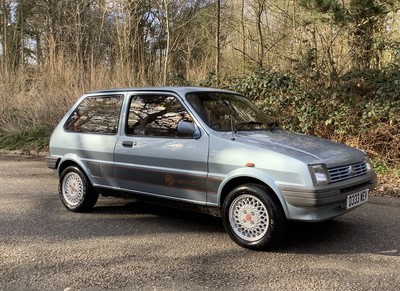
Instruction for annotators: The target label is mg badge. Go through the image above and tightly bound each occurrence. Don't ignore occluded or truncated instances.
[348,165,356,176]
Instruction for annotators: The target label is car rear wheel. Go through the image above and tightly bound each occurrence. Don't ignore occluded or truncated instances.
[222,184,286,250]
[59,166,98,212]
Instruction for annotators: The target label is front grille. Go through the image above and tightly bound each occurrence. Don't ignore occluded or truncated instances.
[328,162,368,183]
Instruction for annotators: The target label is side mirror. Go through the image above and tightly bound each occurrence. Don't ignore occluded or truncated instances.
[177,120,201,139]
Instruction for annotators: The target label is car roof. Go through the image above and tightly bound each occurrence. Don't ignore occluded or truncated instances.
[85,86,237,96]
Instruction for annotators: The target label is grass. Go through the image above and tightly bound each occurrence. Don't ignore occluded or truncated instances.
[0,126,52,154]
[372,158,400,177]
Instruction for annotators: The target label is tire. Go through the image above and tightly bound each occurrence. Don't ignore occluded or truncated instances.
[58,166,99,212]
[222,184,286,250]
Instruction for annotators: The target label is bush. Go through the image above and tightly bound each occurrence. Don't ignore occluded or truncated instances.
[224,67,400,167]
[0,125,52,153]
[0,65,398,171]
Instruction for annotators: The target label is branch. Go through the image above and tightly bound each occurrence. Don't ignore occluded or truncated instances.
[232,46,258,64]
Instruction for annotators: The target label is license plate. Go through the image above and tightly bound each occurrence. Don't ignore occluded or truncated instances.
[347,189,369,209]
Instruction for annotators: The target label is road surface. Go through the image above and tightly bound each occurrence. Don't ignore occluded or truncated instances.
[0,156,399,290]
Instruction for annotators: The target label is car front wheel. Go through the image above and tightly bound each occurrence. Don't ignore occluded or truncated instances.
[59,166,98,212]
[222,184,286,250]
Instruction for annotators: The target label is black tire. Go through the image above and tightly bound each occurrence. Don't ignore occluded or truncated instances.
[58,166,99,212]
[222,183,286,250]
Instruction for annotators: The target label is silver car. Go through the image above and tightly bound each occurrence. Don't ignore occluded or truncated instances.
[47,87,377,250]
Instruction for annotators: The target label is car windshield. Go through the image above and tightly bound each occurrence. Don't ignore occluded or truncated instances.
[186,92,274,131]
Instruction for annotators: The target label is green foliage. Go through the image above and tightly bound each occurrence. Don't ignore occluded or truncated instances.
[1,66,399,172]
[299,0,340,14]
[226,68,296,99]
[0,125,52,153]
[338,67,400,124]
[217,66,400,168]
[372,159,400,182]
[198,71,219,88]
[299,0,399,70]
[225,68,320,134]
[168,73,191,86]
[372,159,391,174]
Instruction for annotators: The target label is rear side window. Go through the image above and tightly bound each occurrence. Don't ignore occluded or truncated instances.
[126,95,193,137]
[65,95,123,134]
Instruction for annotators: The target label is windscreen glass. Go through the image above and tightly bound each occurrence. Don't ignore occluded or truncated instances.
[186,92,273,131]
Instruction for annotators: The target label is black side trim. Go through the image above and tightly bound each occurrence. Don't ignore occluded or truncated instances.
[46,156,59,170]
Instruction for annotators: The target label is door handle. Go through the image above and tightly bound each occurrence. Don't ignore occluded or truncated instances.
[122,141,133,147]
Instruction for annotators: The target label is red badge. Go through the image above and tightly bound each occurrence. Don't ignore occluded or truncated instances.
[165,175,175,186]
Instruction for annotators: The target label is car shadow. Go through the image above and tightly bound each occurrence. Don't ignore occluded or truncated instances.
[90,198,226,233]
[273,219,399,256]
[89,198,399,256]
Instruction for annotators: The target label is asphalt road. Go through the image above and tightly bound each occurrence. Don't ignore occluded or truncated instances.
[0,156,399,290]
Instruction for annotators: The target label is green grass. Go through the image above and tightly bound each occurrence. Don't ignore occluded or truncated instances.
[395,168,400,179]
[0,126,52,153]
[372,159,400,176]
[371,159,400,192]
[372,159,390,175]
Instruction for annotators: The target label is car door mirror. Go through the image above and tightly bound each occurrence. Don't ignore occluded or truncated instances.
[177,120,201,139]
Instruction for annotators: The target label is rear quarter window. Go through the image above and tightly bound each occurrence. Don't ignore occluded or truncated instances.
[64,95,123,134]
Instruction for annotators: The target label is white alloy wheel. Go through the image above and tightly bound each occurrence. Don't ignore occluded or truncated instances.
[229,194,269,242]
[62,172,84,206]
[59,166,98,212]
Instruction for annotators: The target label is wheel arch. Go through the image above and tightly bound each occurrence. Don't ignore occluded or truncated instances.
[57,156,93,186]
[217,171,289,218]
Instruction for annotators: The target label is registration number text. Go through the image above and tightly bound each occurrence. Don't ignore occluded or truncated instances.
[347,189,369,209]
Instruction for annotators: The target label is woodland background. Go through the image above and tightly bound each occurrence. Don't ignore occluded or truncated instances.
[0,0,399,183]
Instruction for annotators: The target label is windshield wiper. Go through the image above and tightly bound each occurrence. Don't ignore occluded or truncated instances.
[268,121,278,131]
[234,121,264,133]
[234,121,278,133]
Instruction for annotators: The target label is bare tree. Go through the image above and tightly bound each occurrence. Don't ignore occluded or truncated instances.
[163,0,171,84]
[215,0,221,84]
[254,0,267,67]
[0,0,9,72]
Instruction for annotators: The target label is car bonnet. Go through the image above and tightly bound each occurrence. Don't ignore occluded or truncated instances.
[232,130,366,168]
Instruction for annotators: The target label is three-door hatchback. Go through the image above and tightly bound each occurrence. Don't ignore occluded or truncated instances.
[47,87,377,250]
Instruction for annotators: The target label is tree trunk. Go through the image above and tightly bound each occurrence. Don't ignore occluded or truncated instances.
[215,0,221,85]
[241,0,246,73]
[163,0,170,85]
[1,0,8,73]
[256,0,265,67]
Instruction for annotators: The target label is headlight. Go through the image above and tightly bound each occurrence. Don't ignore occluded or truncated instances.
[361,151,373,172]
[364,157,372,172]
[309,164,330,185]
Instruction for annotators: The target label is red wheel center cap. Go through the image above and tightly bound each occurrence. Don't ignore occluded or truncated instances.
[245,214,252,222]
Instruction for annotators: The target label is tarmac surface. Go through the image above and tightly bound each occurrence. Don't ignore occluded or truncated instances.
[0,156,399,290]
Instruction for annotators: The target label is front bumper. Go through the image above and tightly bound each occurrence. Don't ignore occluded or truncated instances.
[280,171,377,207]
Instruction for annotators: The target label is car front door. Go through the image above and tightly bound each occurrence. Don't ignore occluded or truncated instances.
[114,93,209,203]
